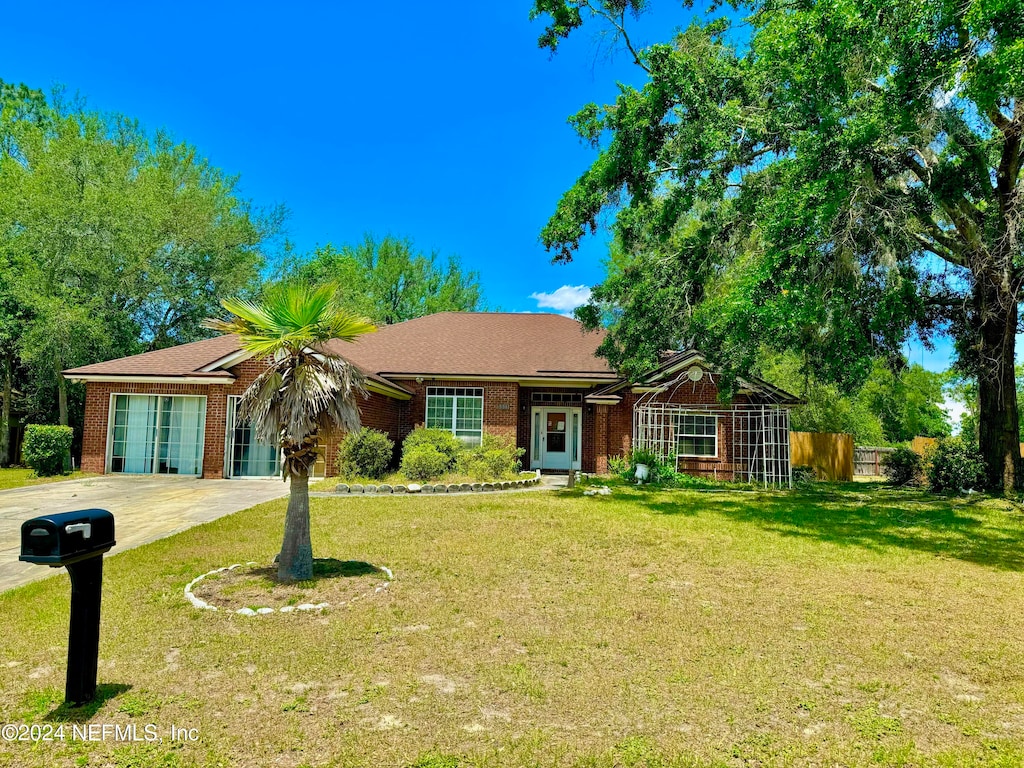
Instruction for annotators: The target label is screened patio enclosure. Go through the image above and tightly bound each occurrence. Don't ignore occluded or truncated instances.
[108,394,206,475]
[631,385,792,488]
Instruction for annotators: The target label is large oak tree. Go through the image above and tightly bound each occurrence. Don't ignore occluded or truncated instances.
[531,0,1024,489]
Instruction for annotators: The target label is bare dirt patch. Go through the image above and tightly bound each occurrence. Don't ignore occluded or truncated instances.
[189,558,390,612]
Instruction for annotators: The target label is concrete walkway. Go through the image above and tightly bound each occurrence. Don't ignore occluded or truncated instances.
[0,475,289,593]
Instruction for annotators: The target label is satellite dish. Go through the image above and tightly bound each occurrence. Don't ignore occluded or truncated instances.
[687,365,704,382]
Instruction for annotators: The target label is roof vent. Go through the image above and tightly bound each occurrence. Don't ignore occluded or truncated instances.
[687,365,704,382]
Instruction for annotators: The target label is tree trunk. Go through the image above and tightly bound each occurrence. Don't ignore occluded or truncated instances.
[57,362,69,427]
[0,351,11,466]
[278,469,313,581]
[975,268,1021,492]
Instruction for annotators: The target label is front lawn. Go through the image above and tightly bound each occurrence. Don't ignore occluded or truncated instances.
[2,484,1023,766]
[0,467,91,492]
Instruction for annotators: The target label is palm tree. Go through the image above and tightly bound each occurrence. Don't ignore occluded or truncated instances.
[205,284,376,581]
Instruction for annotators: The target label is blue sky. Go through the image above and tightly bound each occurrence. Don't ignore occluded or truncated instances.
[0,0,961,374]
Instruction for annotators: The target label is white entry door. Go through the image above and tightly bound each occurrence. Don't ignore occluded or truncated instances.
[530,406,582,471]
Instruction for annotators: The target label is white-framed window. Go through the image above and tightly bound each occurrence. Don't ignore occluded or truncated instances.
[673,413,718,458]
[425,386,484,445]
[226,396,280,478]
[108,394,206,475]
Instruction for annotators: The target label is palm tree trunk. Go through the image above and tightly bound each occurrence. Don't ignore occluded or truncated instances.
[278,469,313,581]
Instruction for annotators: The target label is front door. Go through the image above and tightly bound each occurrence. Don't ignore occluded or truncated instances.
[530,406,582,471]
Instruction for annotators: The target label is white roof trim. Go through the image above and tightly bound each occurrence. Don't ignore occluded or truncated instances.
[365,380,412,401]
[383,374,614,387]
[65,374,235,385]
[199,348,254,372]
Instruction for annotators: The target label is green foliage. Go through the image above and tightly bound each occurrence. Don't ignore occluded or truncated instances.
[22,424,73,476]
[881,447,923,487]
[531,0,1024,487]
[275,235,483,325]
[400,444,451,481]
[791,465,817,486]
[337,428,394,479]
[0,79,279,438]
[926,438,986,493]
[758,352,950,445]
[401,428,462,470]
[607,455,629,476]
[456,433,524,480]
[629,448,659,467]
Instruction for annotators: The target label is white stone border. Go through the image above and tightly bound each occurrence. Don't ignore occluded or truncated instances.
[185,561,393,616]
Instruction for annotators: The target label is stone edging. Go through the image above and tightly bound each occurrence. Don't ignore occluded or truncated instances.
[334,474,542,495]
[184,561,393,616]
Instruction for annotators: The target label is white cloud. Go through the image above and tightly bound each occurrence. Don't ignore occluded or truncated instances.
[529,284,592,313]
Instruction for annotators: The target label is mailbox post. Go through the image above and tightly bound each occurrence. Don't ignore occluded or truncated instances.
[19,509,115,706]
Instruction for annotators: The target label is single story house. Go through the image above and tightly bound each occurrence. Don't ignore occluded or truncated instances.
[64,312,799,484]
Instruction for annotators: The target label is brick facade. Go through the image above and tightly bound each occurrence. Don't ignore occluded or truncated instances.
[80,361,771,480]
[592,373,763,478]
[81,358,408,479]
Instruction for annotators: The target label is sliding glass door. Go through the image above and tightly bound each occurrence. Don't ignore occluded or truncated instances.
[226,397,280,478]
[108,395,206,475]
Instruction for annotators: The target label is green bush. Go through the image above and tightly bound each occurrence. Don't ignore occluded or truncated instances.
[402,428,462,471]
[456,433,524,480]
[22,424,73,476]
[926,437,986,492]
[881,446,922,486]
[628,448,662,483]
[607,455,629,477]
[791,464,816,486]
[337,428,394,479]
[401,444,450,480]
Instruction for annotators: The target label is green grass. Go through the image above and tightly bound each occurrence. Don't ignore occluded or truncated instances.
[2,482,1024,766]
[0,467,91,491]
[311,469,534,492]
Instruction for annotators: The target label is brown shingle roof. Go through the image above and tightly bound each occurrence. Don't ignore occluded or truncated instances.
[64,335,241,378]
[326,312,614,379]
[63,312,614,383]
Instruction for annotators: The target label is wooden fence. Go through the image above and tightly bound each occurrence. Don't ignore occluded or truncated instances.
[789,431,853,482]
[853,446,894,476]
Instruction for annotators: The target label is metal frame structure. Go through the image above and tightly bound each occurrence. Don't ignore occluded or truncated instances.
[632,375,792,488]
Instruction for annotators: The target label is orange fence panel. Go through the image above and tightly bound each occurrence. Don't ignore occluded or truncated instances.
[789,431,853,482]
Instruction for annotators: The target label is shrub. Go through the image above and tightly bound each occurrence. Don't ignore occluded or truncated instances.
[881,447,922,486]
[337,428,394,479]
[926,437,986,492]
[401,444,450,480]
[791,464,816,486]
[628,448,661,483]
[607,455,629,477]
[402,428,461,471]
[456,433,524,480]
[22,424,73,476]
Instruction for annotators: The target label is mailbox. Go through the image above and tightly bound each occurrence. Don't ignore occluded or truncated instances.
[18,508,115,706]
[20,509,116,566]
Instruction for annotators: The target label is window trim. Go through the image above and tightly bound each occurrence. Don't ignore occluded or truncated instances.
[106,392,207,475]
[674,412,718,459]
[224,395,281,479]
[425,386,484,445]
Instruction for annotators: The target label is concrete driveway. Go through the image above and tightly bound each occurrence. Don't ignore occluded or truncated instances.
[0,475,289,592]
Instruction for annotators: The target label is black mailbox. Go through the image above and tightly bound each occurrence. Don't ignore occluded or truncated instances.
[18,508,115,706]
[20,509,116,567]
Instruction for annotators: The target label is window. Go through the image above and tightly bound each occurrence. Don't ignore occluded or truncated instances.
[674,413,717,457]
[531,392,582,404]
[109,394,206,474]
[227,397,280,477]
[425,387,484,445]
